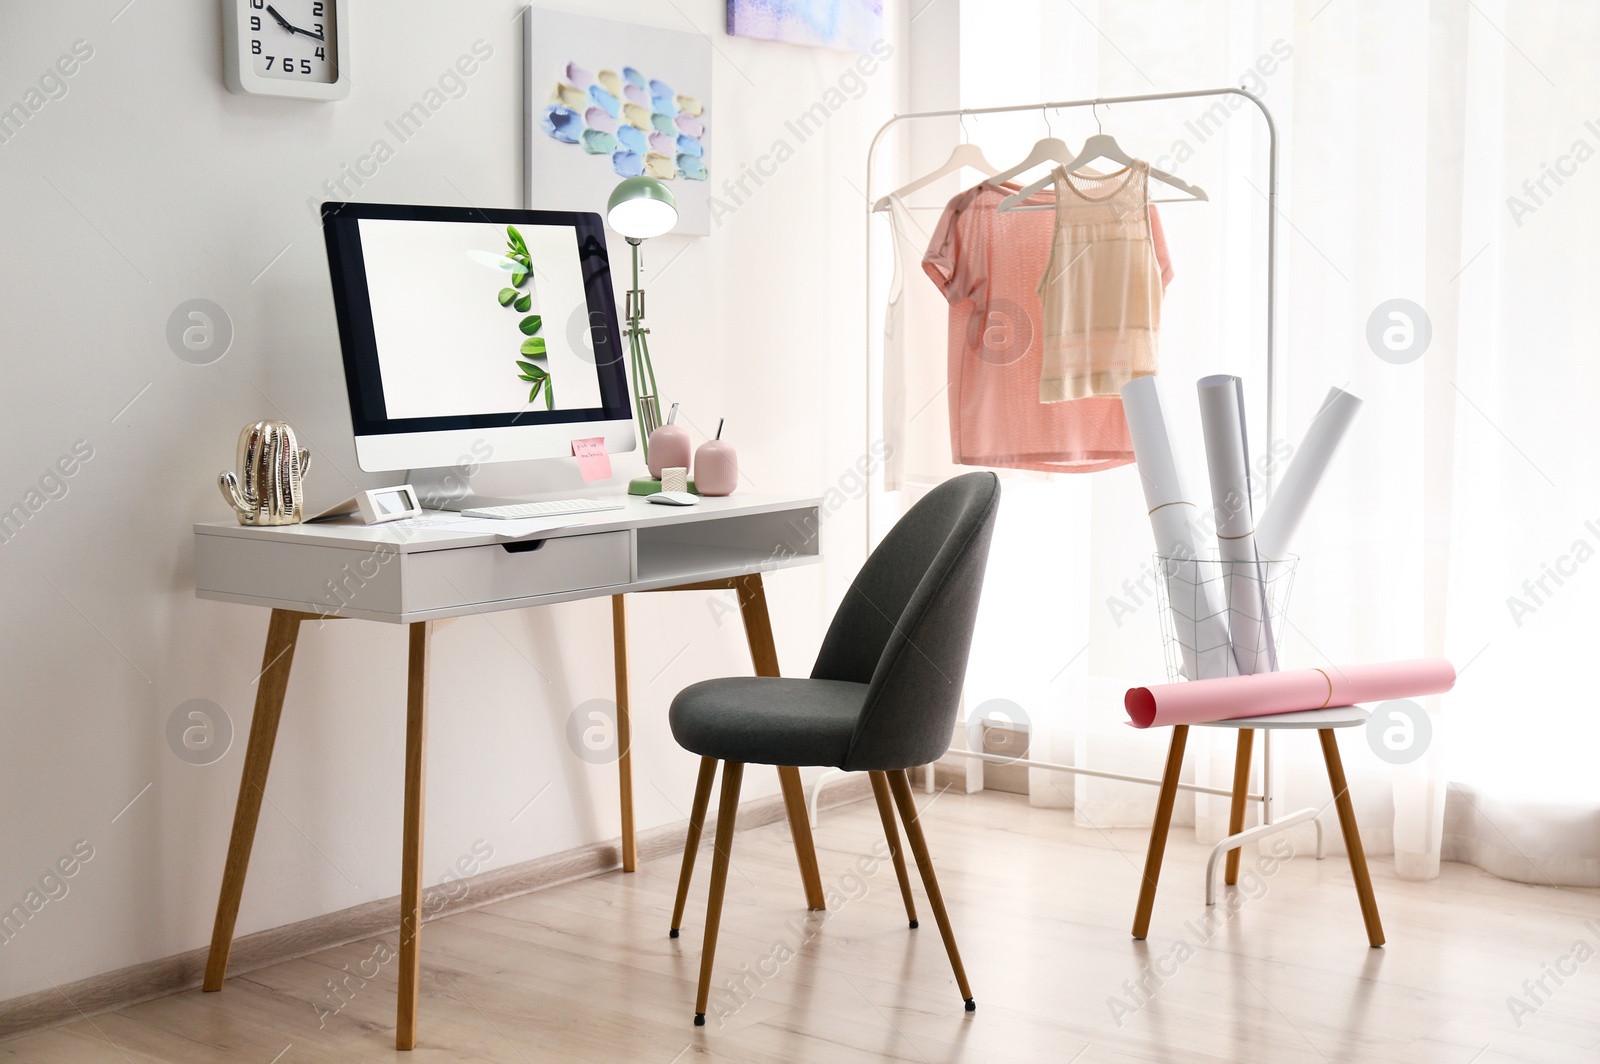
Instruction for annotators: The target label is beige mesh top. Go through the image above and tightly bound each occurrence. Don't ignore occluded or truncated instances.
[1037,162,1163,403]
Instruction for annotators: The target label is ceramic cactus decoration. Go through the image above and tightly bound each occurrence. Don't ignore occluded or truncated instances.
[218,420,311,525]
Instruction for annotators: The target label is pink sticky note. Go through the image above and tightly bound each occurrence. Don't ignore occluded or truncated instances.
[572,437,611,482]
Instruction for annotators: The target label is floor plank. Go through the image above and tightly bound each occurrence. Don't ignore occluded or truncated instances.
[3,790,1597,1063]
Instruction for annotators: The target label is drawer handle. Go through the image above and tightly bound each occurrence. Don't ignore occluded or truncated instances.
[501,539,548,554]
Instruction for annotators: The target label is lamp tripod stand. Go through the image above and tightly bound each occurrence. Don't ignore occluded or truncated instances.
[624,235,662,460]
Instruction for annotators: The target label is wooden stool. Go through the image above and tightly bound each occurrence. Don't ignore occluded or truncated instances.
[1131,705,1384,948]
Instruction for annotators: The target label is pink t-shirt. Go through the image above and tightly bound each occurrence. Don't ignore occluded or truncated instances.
[923,181,1173,474]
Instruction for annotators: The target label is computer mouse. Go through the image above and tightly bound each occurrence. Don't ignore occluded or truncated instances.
[648,491,700,506]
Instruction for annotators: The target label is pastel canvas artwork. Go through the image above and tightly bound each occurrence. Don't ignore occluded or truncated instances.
[727,0,884,54]
[540,62,708,184]
[525,9,713,234]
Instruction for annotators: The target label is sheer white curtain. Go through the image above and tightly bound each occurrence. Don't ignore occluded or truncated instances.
[873,0,1600,885]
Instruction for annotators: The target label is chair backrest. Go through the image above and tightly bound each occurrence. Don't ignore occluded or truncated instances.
[811,472,1001,771]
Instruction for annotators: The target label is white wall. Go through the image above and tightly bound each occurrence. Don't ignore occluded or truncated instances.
[0,0,899,1000]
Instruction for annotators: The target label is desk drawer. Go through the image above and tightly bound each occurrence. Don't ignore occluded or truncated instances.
[405,531,631,612]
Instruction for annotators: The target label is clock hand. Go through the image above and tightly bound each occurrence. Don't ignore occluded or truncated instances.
[264,4,325,40]
[265,5,296,32]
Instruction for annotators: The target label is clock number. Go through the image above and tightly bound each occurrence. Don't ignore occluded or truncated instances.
[300,58,312,74]
[313,23,324,36]
[252,39,261,54]
[315,46,326,60]
[250,15,260,29]
[264,55,274,70]
[313,2,324,14]
[250,0,263,8]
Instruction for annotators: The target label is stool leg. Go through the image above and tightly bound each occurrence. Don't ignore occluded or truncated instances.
[887,769,974,1011]
[1132,724,1189,940]
[1224,729,1256,885]
[1318,729,1385,947]
[670,756,718,938]
[870,770,918,928]
[694,761,744,1026]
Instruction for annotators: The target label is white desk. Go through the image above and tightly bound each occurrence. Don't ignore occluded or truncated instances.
[193,494,823,1049]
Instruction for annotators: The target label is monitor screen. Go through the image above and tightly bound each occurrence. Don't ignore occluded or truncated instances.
[321,202,634,472]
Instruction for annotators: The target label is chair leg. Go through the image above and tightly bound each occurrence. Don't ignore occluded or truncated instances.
[887,769,974,1011]
[1224,729,1256,885]
[1132,724,1189,940]
[694,761,744,1026]
[1318,729,1385,948]
[670,756,718,938]
[870,771,918,928]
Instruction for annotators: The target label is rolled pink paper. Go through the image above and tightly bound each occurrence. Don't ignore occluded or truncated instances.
[1124,658,1456,729]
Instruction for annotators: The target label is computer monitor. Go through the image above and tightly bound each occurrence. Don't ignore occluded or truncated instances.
[320,202,635,474]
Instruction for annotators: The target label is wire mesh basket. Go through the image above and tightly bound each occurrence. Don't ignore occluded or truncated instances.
[1153,552,1297,682]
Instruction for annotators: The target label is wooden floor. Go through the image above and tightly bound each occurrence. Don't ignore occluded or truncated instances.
[5,789,1599,1063]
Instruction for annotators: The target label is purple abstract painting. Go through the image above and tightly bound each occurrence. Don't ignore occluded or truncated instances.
[726,0,884,54]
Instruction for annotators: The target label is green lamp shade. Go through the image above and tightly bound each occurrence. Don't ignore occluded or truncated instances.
[607,176,679,240]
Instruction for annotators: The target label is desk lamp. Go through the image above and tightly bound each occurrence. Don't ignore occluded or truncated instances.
[606,176,678,464]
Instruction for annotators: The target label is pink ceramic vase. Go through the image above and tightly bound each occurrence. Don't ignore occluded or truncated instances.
[694,439,738,496]
[647,423,691,479]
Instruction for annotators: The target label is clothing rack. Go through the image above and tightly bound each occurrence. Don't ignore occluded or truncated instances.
[865,86,1281,492]
[817,88,1318,879]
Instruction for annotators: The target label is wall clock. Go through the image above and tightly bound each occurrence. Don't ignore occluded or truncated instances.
[223,0,349,100]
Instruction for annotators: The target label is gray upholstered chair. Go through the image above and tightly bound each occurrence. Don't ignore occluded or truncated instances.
[667,471,1000,1026]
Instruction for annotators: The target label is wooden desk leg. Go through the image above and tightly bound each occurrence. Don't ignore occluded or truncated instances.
[612,596,637,873]
[734,574,826,911]
[1132,724,1189,940]
[396,620,434,1050]
[203,609,304,992]
[1318,728,1385,948]
[1224,729,1256,885]
[776,766,825,911]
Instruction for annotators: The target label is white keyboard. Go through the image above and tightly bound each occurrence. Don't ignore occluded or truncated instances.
[457,498,627,520]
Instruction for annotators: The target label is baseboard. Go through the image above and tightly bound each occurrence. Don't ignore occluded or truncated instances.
[0,773,873,1043]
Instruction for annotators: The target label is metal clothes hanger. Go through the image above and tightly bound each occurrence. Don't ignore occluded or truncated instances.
[998,101,1208,212]
[871,112,999,212]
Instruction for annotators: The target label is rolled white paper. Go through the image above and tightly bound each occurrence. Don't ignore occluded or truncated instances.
[1197,375,1276,674]
[1255,386,1363,560]
[1121,377,1238,679]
